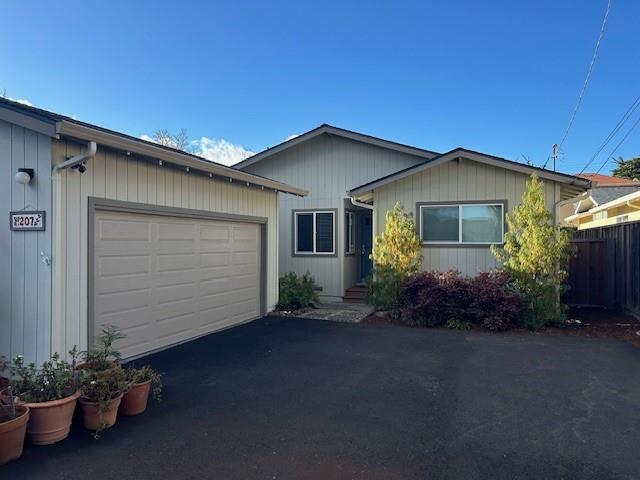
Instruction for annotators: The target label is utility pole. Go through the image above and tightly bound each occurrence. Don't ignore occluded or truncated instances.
[551,143,558,171]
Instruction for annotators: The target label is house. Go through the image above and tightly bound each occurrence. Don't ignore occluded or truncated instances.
[565,189,640,229]
[0,97,306,363]
[236,125,590,301]
[558,173,640,226]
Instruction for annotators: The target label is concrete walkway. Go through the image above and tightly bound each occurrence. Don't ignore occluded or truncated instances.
[283,302,373,323]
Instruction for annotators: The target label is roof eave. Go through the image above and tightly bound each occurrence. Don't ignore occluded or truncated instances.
[56,120,308,197]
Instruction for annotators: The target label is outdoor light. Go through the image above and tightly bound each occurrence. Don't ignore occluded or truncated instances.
[15,168,34,185]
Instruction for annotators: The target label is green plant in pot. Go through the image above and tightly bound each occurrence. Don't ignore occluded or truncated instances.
[79,366,129,436]
[119,366,162,416]
[80,325,125,372]
[0,380,30,465]
[7,349,81,445]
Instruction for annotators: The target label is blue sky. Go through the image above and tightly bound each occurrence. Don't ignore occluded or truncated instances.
[1,0,638,172]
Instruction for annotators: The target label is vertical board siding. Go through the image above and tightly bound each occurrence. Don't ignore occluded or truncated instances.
[244,134,425,298]
[373,158,560,276]
[0,120,52,363]
[52,139,278,356]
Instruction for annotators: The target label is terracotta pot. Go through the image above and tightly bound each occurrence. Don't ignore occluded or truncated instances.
[22,390,80,445]
[119,381,151,416]
[0,406,29,465]
[78,393,123,431]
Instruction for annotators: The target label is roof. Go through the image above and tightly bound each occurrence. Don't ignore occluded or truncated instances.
[234,124,440,170]
[349,147,592,198]
[0,97,307,197]
[566,189,640,222]
[577,173,640,187]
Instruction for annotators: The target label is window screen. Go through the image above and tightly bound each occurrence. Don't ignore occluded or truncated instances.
[461,205,502,243]
[315,213,334,253]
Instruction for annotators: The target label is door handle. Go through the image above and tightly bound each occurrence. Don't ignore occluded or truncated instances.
[361,245,366,255]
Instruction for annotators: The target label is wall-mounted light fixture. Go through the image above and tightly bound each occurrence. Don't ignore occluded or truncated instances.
[15,168,34,185]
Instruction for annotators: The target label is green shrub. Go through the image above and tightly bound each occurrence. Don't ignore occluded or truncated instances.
[367,202,422,310]
[277,271,320,310]
[491,174,572,329]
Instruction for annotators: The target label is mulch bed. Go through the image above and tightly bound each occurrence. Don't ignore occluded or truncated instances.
[362,308,640,347]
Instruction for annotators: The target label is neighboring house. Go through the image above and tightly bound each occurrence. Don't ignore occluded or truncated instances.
[565,189,640,229]
[557,173,640,226]
[236,125,590,301]
[0,98,306,363]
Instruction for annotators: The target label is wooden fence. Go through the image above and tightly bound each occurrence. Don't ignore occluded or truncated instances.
[568,221,640,318]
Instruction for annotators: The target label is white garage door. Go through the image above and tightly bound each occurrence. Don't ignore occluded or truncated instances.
[92,209,262,358]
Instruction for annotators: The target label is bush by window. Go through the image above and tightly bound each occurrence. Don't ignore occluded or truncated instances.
[277,271,320,310]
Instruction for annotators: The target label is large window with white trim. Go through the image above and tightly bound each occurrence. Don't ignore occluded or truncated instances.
[419,203,504,245]
[294,210,335,254]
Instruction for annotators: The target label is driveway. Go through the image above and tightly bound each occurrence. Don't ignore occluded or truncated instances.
[6,317,640,479]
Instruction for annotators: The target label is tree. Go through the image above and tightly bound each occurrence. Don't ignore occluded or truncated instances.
[153,128,190,151]
[367,202,423,310]
[491,174,572,329]
[612,156,640,180]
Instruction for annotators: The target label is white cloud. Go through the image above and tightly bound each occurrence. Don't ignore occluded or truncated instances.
[190,137,255,166]
[6,96,33,107]
[285,134,299,141]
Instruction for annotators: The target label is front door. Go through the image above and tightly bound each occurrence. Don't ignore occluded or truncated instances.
[360,213,373,280]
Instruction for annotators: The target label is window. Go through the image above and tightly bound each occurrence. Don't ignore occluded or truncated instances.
[419,203,504,245]
[345,212,355,255]
[294,211,335,254]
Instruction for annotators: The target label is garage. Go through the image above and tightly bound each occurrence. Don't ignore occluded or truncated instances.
[91,201,265,358]
[0,97,306,364]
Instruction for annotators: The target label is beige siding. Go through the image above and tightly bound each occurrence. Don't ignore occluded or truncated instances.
[373,158,560,276]
[244,134,424,298]
[52,139,278,356]
[0,121,52,363]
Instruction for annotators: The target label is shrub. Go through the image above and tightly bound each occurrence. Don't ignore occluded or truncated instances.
[82,325,125,371]
[491,174,572,328]
[277,271,319,310]
[398,270,524,331]
[125,366,162,401]
[367,202,422,310]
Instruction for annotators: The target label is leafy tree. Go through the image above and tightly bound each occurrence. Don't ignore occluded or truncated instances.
[367,202,422,310]
[612,156,640,180]
[491,174,572,329]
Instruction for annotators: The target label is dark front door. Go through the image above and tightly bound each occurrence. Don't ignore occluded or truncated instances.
[360,213,373,280]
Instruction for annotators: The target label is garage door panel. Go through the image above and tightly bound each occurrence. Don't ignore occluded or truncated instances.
[94,210,262,359]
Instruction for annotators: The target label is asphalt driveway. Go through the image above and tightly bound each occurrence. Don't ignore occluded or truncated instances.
[6,316,640,479]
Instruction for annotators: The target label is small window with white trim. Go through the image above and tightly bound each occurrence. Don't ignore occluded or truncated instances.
[419,203,504,245]
[294,210,335,255]
[345,212,355,255]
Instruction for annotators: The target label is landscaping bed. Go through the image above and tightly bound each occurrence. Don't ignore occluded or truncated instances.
[363,308,640,347]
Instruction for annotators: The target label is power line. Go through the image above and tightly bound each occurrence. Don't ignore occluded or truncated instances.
[577,94,640,175]
[594,114,640,174]
[545,0,612,169]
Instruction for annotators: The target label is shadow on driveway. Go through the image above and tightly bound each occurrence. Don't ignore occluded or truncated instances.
[5,316,640,479]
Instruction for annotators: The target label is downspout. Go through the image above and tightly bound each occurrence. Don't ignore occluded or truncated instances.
[350,196,376,239]
[50,141,97,356]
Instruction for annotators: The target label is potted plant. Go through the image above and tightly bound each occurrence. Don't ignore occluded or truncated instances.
[79,366,128,435]
[0,386,29,465]
[80,325,125,372]
[8,349,81,445]
[120,366,162,416]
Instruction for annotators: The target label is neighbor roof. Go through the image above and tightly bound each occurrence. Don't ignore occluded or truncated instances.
[234,124,440,170]
[349,148,591,199]
[577,173,640,187]
[574,185,640,214]
[0,97,307,197]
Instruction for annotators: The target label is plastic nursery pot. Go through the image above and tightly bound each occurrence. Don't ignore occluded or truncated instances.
[79,393,123,431]
[22,390,81,445]
[0,405,29,465]
[119,381,152,416]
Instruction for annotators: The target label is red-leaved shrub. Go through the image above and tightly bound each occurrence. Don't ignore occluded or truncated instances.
[397,270,524,331]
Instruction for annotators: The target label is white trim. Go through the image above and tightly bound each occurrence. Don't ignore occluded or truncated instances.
[345,211,355,254]
[419,203,504,245]
[294,210,336,255]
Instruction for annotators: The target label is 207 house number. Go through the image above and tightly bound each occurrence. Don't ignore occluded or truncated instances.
[10,211,46,231]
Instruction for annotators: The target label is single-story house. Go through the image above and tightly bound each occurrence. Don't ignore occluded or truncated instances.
[236,125,590,301]
[565,189,640,229]
[0,97,306,363]
[557,173,640,226]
